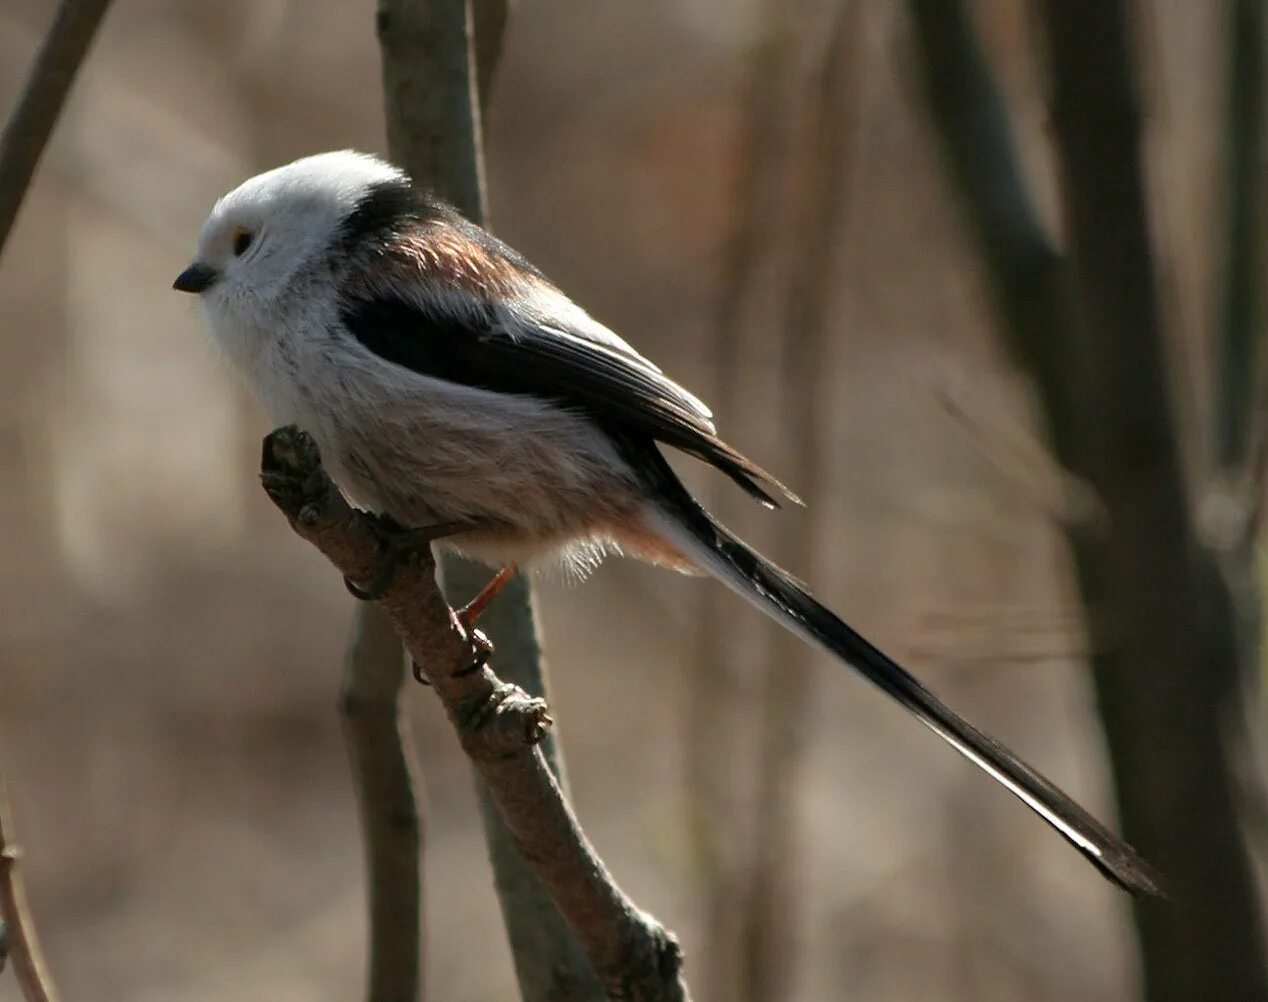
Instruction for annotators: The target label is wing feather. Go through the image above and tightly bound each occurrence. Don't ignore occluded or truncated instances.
[340,271,798,508]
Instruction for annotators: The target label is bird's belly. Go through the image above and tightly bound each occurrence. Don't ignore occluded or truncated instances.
[289,370,646,568]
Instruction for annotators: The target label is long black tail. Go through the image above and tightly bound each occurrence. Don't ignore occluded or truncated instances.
[646,469,1161,896]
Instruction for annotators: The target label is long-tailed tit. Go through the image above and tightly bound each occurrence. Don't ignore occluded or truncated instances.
[175,151,1159,895]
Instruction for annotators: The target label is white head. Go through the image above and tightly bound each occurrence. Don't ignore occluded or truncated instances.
[173,151,406,311]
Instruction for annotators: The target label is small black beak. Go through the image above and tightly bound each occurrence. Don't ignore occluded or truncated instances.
[172,263,219,294]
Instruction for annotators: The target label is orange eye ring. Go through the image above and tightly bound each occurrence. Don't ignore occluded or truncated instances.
[232,227,253,256]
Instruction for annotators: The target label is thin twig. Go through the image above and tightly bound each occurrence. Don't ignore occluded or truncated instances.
[933,384,1104,530]
[0,6,112,996]
[260,426,691,1002]
[0,781,59,1002]
[0,0,114,259]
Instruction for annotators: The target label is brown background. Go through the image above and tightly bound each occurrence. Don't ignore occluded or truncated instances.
[0,1,1232,999]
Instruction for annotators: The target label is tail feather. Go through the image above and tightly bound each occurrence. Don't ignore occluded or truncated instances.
[647,486,1162,897]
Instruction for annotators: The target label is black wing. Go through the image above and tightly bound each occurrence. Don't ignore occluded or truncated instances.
[339,292,799,508]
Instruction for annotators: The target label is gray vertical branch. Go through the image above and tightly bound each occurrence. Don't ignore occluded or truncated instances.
[342,601,425,1002]
[375,2,603,997]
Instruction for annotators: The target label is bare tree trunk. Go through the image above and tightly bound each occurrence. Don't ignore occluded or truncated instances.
[909,2,1268,999]
[1037,5,1267,999]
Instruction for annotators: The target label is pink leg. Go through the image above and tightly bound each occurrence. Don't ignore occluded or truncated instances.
[456,563,519,631]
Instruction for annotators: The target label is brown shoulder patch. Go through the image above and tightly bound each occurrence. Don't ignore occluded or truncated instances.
[382,220,524,299]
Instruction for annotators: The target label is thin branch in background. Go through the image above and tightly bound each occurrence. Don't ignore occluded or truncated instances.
[933,384,1104,530]
[1214,0,1266,477]
[907,605,1086,668]
[0,781,58,1002]
[377,0,488,222]
[1207,1,1268,863]
[0,3,114,999]
[688,6,801,999]
[260,426,691,1002]
[905,0,1084,473]
[341,601,424,1002]
[472,0,510,119]
[0,0,114,259]
[376,2,601,997]
[738,3,868,1000]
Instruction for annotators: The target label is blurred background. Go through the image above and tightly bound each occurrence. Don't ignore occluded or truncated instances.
[0,1,1261,999]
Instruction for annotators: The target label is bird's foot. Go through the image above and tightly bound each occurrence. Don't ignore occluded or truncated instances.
[446,627,495,680]
[455,564,519,631]
[343,514,471,602]
[436,564,518,682]
[409,627,492,686]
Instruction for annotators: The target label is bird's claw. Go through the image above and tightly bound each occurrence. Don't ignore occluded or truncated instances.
[343,515,472,601]
[452,627,494,678]
[409,627,492,687]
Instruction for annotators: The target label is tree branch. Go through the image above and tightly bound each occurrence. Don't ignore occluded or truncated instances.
[260,426,690,1002]
[377,0,487,221]
[375,2,604,996]
[0,781,59,1002]
[909,2,1268,1000]
[442,555,603,999]
[341,601,424,1002]
[1036,5,1268,1000]
[906,0,1086,476]
[0,0,113,259]
[1214,0,1266,475]
[0,4,113,998]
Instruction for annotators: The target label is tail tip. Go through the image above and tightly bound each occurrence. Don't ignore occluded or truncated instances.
[1100,846,1167,899]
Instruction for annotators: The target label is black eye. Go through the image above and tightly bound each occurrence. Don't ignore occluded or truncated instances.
[232,228,253,256]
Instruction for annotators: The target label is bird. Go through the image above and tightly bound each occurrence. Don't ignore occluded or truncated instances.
[174,150,1160,896]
